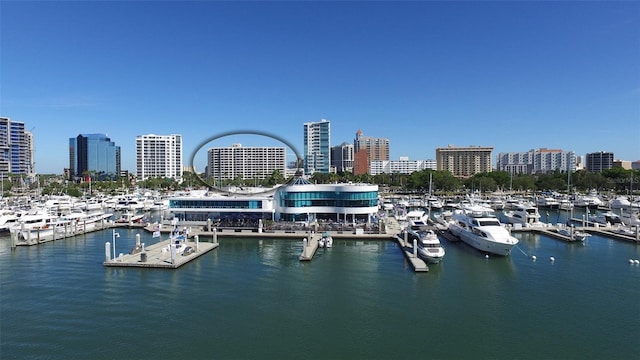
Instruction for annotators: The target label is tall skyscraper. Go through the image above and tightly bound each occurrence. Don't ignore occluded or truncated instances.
[136,134,183,181]
[353,130,389,175]
[207,143,286,181]
[0,117,32,179]
[436,145,493,178]
[331,142,354,173]
[69,133,120,180]
[586,151,614,172]
[303,119,330,174]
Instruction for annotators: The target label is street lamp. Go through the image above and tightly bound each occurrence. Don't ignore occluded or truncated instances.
[112,229,120,260]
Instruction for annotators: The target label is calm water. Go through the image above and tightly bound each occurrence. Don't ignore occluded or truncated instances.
[1,209,639,359]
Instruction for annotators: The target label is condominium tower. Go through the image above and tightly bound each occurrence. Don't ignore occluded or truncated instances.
[303,119,331,174]
[136,134,183,181]
[0,117,33,179]
[207,143,286,181]
[586,151,614,173]
[353,130,389,175]
[331,142,354,173]
[496,148,576,174]
[436,145,493,178]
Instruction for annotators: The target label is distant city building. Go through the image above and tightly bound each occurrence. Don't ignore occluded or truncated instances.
[370,157,437,175]
[69,133,120,181]
[206,143,286,181]
[331,142,354,173]
[612,160,632,170]
[586,151,614,172]
[436,145,493,178]
[0,117,32,179]
[632,160,640,171]
[136,134,183,181]
[496,148,576,174]
[353,130,389,175]
[303,119,331,174]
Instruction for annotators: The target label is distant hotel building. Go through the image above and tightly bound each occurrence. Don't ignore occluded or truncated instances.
[69,133,120,181]
[331,142,354,173]
[353,130,389,175]
[370,157,437,175]
[436,145,493,178]
[586,151,614,172]
[496,148,576,174]
[303,119,331,175]
[0,117,33,179]
[206,143,286,181]
[136,134,183,181]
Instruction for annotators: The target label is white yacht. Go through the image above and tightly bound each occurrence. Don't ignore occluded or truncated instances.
[573,193,603,209]
[589,212,623,227]
[619,211,640,227]
[415,228,445,264]
[448,204,519,256]
[502,203,543,227]
[536,197,560,209]
[556,226,590,242]
[0,209,24,232]
[432,210,454,230]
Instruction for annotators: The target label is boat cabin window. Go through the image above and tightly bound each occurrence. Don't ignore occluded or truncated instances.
[478,220,501,226]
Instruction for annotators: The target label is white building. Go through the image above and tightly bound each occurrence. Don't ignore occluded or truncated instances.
[370,157,437,175]
[496,148,576,174]
[136,134,183,181]
[207,143,286,181]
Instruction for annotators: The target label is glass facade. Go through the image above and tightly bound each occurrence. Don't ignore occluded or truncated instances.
[70,134,119,180]
[170,199,263,209]
[279,191,378,208]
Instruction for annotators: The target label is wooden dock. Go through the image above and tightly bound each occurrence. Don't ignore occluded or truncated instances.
[103,236,219,269]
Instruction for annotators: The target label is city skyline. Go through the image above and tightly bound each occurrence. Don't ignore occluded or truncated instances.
[2,1,639,174]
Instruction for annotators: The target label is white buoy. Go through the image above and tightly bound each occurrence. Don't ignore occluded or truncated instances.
[635,260,640,264]
[629,259,634,264]
[485,254,489,259]
[532,255,537,261]
[550,256,555,262]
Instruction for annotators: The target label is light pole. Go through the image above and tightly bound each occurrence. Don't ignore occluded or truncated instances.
[112,229,120,260]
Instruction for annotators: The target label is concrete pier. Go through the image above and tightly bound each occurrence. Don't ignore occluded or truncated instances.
[103,237,219,269]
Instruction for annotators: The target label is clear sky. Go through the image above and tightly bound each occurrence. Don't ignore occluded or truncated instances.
[1,1,639,174]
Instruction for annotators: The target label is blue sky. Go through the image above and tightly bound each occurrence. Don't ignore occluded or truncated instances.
[2,1,639,174]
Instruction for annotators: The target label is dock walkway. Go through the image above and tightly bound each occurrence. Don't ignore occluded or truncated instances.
[103,236,219,269]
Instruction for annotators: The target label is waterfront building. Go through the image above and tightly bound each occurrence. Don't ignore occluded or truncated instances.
[632,160,640,171]
[370,157,437,175]
[0,117,32,179]
[331,142,354,173]
[303,119,331,175]
[353,130,389,175]
[166,179,379,226]
[436,145,493,178]
[136,134,183,181]
[69,133,120,181]
[586,151,614,172]
[206,143,286,181]
[496,148,576,175]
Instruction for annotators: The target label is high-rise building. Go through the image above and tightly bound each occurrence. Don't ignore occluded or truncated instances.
[303,119,330,174]
[496,148,576,174]
[207,143,286,181]
[586,151,614,172]
[436,145,493,178]
[331,142,354,173]
[69,133,120,180]
[0,117,32,179]
[353,130,389,175]
[136,134,183,181]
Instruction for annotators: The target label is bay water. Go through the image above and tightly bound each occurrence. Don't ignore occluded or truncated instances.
[1,209,639,359]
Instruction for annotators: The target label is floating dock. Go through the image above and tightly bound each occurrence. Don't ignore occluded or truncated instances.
[394,234,429,272]
[299,234,320,261]
[103,235,219,269]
